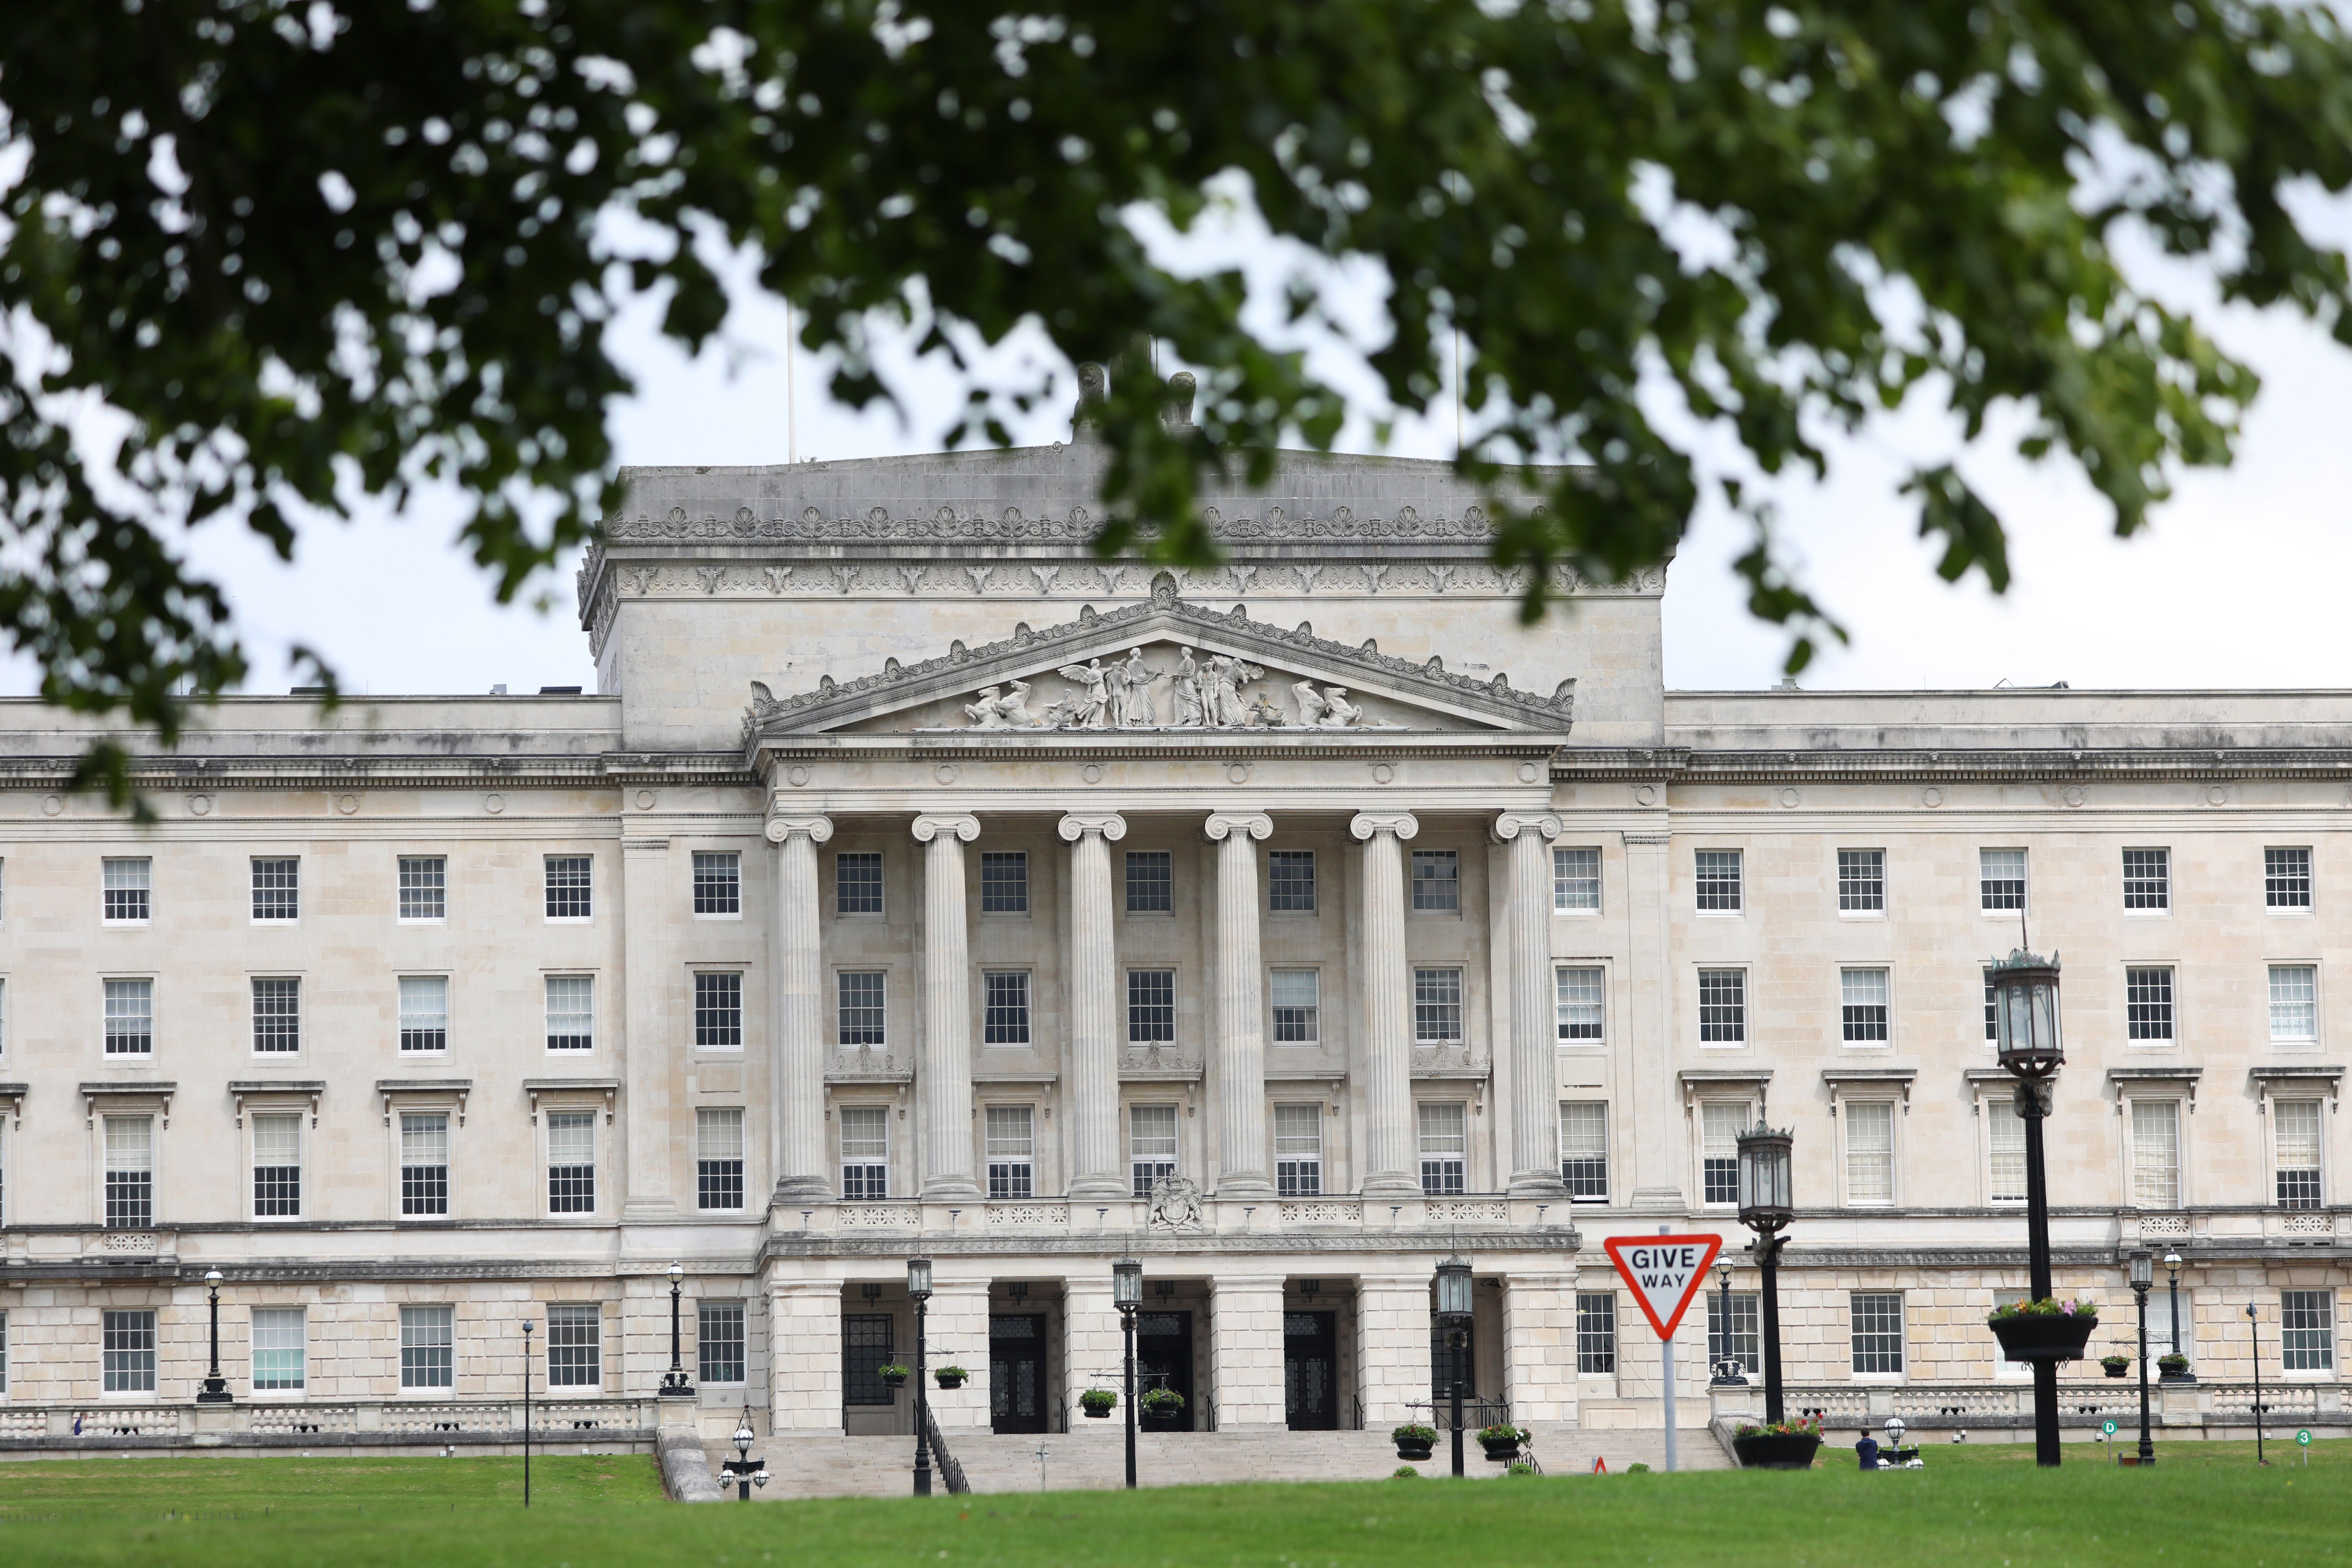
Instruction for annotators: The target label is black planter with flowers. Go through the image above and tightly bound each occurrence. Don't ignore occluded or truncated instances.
[1987,1302,2098,1364]
[1732,1416,1824,1470]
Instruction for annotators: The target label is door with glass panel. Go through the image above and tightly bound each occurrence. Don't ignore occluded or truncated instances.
[1283,1311,1337,1430]
[989,1312,1048,1434]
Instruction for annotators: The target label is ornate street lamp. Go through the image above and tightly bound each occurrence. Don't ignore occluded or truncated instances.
[196,1268,232,1404]
[2129,1250,2156,1465]
[719,1406,770,1499]
[521,1318,535,1508]
[1988,947,2068,1468]
[1434,1256,1475,1478]
[1112,1258,1142,1490]
[908,1256,934,1497]
[2163,1251,2191,1381]
[660,1262,696,1398]
[2247,1302,2268,1465]
[1710,1261,1746,1387]
[1735,1124,1794,1424]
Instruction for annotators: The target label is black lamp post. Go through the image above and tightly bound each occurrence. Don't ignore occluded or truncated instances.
[909,1256,934,1497]
[661,1261,696,1398]
[2163,1251,2190,1379]
[1710,1260,1746,1387]
[2129,1249,2155,1465]
[1735,1124,1794,1425]
[719,1406,769,1499]
[196,1268,232,1404]
[2247,1302,2267,1465]
[1113,1257,1142,1490]
[1435,1256,1474,1477]
[521,1317,534,1508]
[1989,947,2065,1468]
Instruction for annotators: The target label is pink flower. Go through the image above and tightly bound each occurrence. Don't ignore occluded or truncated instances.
[2062,1299,2077,1315]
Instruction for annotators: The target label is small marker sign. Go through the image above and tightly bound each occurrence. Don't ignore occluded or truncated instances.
[1602,1234,1725,1340]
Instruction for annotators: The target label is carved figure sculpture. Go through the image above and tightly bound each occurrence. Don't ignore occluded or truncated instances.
[1292,680,1330,727]
[1119,646,1162,726]
[964,685,1009,729]
[1170,646,1206,727]
[1147,1174,1204,1232]
[1320,686,1364,727]
[1056,658,1113,729]
[1207,654,1263,727]
[996,678,1042,728]
[1246,691,1286,728]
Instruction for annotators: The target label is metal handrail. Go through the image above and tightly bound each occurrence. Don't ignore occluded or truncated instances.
[923,1406,970,1496]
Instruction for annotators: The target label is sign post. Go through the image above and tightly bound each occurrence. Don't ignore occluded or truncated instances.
[1603,1234,1724,1474]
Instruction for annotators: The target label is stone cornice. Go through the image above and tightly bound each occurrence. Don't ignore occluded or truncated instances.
[1637,748,2352,785]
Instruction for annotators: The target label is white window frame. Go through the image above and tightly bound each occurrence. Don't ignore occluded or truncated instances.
[984,1104,1035,1198]
[1838,1098,1899,1207]
[692,969,746,1051]
[1266,848,1317,916]
[101,856,153,926]
[1696,967,1748,1047]
[1269,967,1321,1045]
[2268,964,2320,1046]
[839,1104,889,1199]
[1409,848,1463,916]
[545,1108,597,1217]
[542,854,595,923]
[1835,848,1886,917]
[1560,1101,1609,1203]
[251,1110,304,1221]
[251,1306,307,1392]
[103,975,156,1058]
[1839,967,1891,1048]
[1980,1087,2028,1207]
[1416,1100,1469,1195]
[2124,1095,2187,1210]
[2124,964,2178,1046]
[691,849,744,919]
[1979,848,2028,915]
[696,1106,748,1211]
[1273,1103,1323,1196]
[250,974,303,1057]
[398,973,451,1054]
[396,1108,455,1219]
[399,1304,455,1391]
[1128,1102,1178,1197]
[1554,966,1605,1046]
[837,969,889,1048]
[1412,966,1465,1045]
[2268,1095,2326,1210]
[396,854,449,924]
[2121,847,2172,915]
[250,856,301,925]
[981,968,1032,1046]
[1552,846,1602,914]
[2280,1289,2336,1376]
[834,849,887,918]
[101,1112,157,1230]
[544,973,595,1052]
[545,1301,604,1388]
[2265,846,2315,915]
[1697,1099,1753,1207]
[1693,848,1743,915]
[1848,1292,1906,1379]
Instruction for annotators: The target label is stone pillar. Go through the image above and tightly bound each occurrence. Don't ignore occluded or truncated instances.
[1501,1270,1580,1424]
[925,1276,992,1429]
[1062,1274,1122,1437]
[1205,811,1275,1197]
[1060,812,1129,1200]
[769,813,834,1202]
[1494,813,1567,1197]
[913,814,983,1200]
[771,1281,845,1432]
[1622,829,1684,1209]
[1210,1274,1287,1429]
[620,835,676,1217]
[1350,811,1421,1197]
[1356,1273,1435,1427]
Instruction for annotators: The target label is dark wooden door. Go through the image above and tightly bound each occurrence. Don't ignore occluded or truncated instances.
[989,1313,1047,1434]
[1136,1309,1195,1430]
[1284,1311,1338,1430]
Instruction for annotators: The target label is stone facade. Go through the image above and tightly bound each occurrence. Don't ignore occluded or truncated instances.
[0,440,2347,1450]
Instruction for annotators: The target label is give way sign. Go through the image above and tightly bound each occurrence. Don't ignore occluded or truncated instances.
[1602,1234,1724,1340]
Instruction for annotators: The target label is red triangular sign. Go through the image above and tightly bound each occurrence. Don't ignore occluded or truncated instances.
[1602,1234,1724,1340]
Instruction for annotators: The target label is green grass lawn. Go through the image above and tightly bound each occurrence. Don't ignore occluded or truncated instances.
[0,1441,2344,1567]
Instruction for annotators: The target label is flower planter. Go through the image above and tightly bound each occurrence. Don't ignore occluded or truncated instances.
[1988,1313,2098,1364]
[1141,1413,1185,1432]
[1082,1405,1113,1419]
[935,1372,967,1390]
[1394,1438,1434,1462]
[2102,1362,2132,1379]
[2159,1367,2197,1385]
[879,1371,909,1390]
[1479,1438,1521,1463]
[1732,1433,1823,1470]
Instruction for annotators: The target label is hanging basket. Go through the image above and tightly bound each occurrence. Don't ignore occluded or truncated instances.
[1732,1433,1822,1470]
[1988,1314,2098,1364]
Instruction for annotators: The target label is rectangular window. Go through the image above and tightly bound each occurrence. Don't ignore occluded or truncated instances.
[1555,967,1604,1043]
[1698,970,1746,1044]
[696,1107,746,1210]
[1125,850,1172,913]
[1553,846,1601,911]
[2123,848,2171,911]
[104,978,154,1056]
[398,855,447,920]
[1840,968,1890,1044]
[843,1314,896,1407]
[251,977,301,1055]
[1267,850,1316,912]
[1984,968,1999,1043]
[252,1112,302,1218]
[979,852,1028,915]
[1411,849,1461,913]
[1417,1102,1467,1194]
[1127,969,1176,1044]
[251,857,299,922]
[2282,1290,2335,1372]
[1980,848,2027,912]
[398,975,449,1052]
[1413,967,1464,1044]
[399,1304,455,1389]
[1844,1101,1895,1205]
[1560,1102,1608,1200]
[834,851,884,916]
[546,1303,600,1388]
[985,1105,1034,1199]
[104,1114,153,1228]
[102,857,152,922]
[400,1112,450,1217]
[2132,1100,2182,1207]
[1701,1102,1749,1205]
[1274,1104,1322,1196]
[2126,966,2176,1042]
[840,1105,889,1199]
[698,1302,747,1385]
[1836,849,1885,913]
[547,1110,595,1214]
[1270,969,1320,1043]
[2267,847,2313,910]
[544,975,594,1051]
[982,971,1030,1045]
[1576,1293,1617,1374]
[1707,1292,1762,1376]
[2270,965,2318,1043]
[2275,1099,2324,1209]
[694,972,743,1048]
[1850,1293,1905,1374]
[1129,1104,1178,1197]
[251,1307,306,1391]
[544,855,593,919]
[692,851,742,915]
[1987,1095,2027,1203]
[838,971,887,1047]
[102,1309,158,1393]
[1695,849,1743,912]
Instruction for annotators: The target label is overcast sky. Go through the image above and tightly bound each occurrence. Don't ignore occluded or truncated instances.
[21,195,2352,704]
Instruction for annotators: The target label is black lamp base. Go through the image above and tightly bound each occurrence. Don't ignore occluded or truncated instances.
[658,1374,698,1398]
[195,1381,234,1405]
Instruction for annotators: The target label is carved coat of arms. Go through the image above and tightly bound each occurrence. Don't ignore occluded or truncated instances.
[1146,1175,1204,1232]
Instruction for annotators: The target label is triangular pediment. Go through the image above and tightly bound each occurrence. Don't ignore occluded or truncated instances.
[742,574,1575,743]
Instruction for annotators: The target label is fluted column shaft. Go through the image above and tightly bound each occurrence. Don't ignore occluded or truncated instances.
[769,813,835,1201]
[913,814,982,1199]
[1352,811,1421,1196]
[1061,812,1129,1199]
[1206,812,1275,1197]
[1496,813,1567,1196]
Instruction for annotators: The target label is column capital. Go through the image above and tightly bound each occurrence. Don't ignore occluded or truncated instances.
[1203,811,1273,843]
[912,813,981,844]
[764,813,835,845]
[1349,811,1420,842]
[1057,811,1128,843]
[1490,812,1563,845]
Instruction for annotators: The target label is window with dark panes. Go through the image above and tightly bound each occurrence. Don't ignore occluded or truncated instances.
[693,851,742,915]
[1125,850,1172,913]
[835,851,884,915]
[695,972,743,1048]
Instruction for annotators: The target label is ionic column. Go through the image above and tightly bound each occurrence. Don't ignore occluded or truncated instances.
[1060,812,1129,1200]
[1351,811,1421,1197]
[768,813,835,1202]
[913,814,983,1200]
[1205,811,1275,1198]
[1494,812,1567,1197]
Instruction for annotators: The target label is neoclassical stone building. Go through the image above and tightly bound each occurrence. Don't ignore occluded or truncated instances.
[0,438,2346,1455]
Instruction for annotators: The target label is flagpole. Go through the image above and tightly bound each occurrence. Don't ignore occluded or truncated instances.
[1661,1335,1678,1473]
